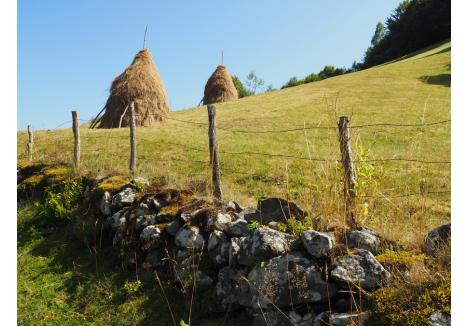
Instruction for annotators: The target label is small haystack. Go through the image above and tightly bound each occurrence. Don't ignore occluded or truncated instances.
[97,49,169,128]
[202,65,238,105]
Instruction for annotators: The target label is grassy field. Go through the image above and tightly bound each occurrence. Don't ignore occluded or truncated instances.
[17,41,451,246]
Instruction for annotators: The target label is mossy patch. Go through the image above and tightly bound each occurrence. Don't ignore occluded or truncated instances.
[376,249,426,271]
[369,278,450,326]
[157,191,198,217]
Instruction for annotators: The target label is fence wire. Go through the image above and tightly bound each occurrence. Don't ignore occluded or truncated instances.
[19,112,451,204]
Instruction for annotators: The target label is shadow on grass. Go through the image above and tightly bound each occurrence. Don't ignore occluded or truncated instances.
[419,73,451,87]
[378,42,451,67]
[17,201,251,325]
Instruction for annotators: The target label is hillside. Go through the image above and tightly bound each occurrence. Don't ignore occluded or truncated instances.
[17,41,451,245]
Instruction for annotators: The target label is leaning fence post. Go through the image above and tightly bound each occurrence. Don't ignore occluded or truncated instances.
[72,111,80,169]
[207,104,223,202]
[27,124,33,161]
[338,116,357,228]
[129,102,137,174]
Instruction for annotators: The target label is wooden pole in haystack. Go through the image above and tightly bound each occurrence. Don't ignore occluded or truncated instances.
[129,102,137,174]
[27,124,33,161]
[72,111,80,169]
[118,104,129,128]
[338,116,357,229]
[143,25,148,49]
[207,104,222,202]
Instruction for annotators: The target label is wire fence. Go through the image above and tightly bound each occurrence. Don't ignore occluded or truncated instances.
[18,105,451,208]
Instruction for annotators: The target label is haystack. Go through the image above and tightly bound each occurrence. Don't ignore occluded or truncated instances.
[97,49,169,128]
[202,65,238,105]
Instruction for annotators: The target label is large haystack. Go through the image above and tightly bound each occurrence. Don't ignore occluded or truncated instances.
[97,49,169,128]
[202,65,238,105]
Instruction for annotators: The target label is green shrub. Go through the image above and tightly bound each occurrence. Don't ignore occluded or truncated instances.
[123,280,142,296]
[281,76,304,89]
[41,180,83,220]
[231,75,253,98]
[247,220,261,232]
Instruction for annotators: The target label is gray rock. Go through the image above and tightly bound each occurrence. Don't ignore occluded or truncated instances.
[428,311,451,326]
[100,191,112,216]
[314,311,370,326]
[135,214,157,229]
[208,230,231,265]
[301,230,335,258]
[215,266,250,311]
[176,249,191,259]
[17,169,22,183]
[206,212,232,232]
[174,226,205,251]
[267,221,280,230]
[237,227,295,266]
[289,311,303,324]
[140,225,161,242]
[300,312,315,326]
[196,271,214,291]
[247,253,337,310]
[112,231,123,248]
[238,208,261,222]
[346,230,380,253]
[179,212,193,224]
[227,200,244,213]
[144,250,161,267]
[251,311,291,326]
[151,198,166,210]
[225,219,249,237]
[135,202,153,217]
[424,224,451,256]
[331,249,390,290]
[166,220,181,236]
[359,226,378,236]
[257,198,306,224]
[229,237,246,266]
[112,187,136,206]
[109,212,121,230]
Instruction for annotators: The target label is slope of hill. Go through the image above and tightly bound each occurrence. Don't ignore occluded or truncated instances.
[17,41,451,245]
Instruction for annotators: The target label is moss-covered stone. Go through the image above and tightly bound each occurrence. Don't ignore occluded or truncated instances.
[95,175,130,194]
[19,174,46,189]
[17,161,46,180]
[42,165,72,184]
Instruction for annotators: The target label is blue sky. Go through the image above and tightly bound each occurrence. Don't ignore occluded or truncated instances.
[18,0,401,130]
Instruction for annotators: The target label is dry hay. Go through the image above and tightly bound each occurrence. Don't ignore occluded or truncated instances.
[98,49,170,128]
[202,65,238,105]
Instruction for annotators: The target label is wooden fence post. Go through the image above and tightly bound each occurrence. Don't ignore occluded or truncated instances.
[207,104,222,202]
[27,124,33,161]
[72,111,80,169]
[129,102,137,174]
[338,116,357,229]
